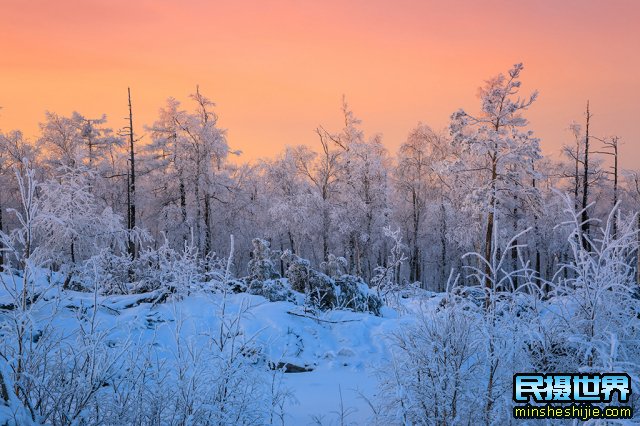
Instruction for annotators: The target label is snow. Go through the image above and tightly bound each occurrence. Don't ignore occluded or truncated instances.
[140,293,411,425]
[284,367,377,425]
[0,273,428,425]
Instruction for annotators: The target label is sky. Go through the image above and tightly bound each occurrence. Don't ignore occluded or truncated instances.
[1,0,638,168]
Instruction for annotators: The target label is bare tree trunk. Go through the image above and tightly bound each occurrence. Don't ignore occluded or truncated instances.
[484,339,498,426]
[126,168,130,231]
[637,214,640,284]
[204,194,212,255]
[485,211,495,268]
[86,119,94,168]
[365,209,373,281]
[288,231,295,254]
[0,369,8,403]
[0,198,3,272]
[355,236,362,277]
[350,234,357,276]
[580,101,591,250]
[194,157,202,251]
[612,137,618,238]
[484,153,498,301]
[511,197,518,288]
[179,176,188,244]
[127,87,137,259]
[180,179,187,221]
[574,137,580,211]
[440,202,447,291]
[279,239,285,276]
[410,244,420,284]
[532,168,542,284]
[322,211,329,261]
[410,189,420,283]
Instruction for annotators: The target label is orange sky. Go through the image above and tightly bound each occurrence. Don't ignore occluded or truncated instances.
[1,0,639,168]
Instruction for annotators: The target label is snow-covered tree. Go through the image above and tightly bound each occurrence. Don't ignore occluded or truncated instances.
[37,166,127,276]
[145,89,232,257]
[449,63,541,288]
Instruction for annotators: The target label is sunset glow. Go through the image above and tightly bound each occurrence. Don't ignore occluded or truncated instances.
[1,0,638,166]
[2,3,640,423]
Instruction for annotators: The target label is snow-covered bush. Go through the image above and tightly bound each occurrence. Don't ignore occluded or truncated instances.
[371,226,413,309]
[0,358,37,426]
[377,285,543,424]
[84,238,230,297]
[243,239,296,302]
[247,238,280,282]
[334,274,382,316]
[248,278,296,303]
[320,254,348,278]
[377,228,546,424]
[36,166,128,271]
[0,163,59,426]
[131,296,280,425]
[282,250,337,310]
[549,199,640,386]
[281,251,382,314]
[304,275,338,312]
[376,300,482,425]
[133,241,203,295]
[1,271,292,425]
[81,250,133,294]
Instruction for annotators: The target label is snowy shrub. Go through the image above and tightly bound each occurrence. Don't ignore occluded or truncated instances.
[87,239,228,297]
[244,239,295,302]
[28,322,127,425]
[378,284,543,425]
[281,251,382,314]
[306,272,338,311]
[36,166,128,269]
[1,274,292,425]
[133,241,203,295]
[132,297,274,425]
[320,254,348,278]
[377,229,546,425]
[549,200,640,384]
[229,278,249,293]
[247,238,280,282]
[0,358,37,426]
[526,332,579,373]
[281,251,310,294]
[247,278,296,303]
[438,285,486,309]
[82,250,133,295]
[334,274,382,315]
[282,250,338,310]
[200,251,229,286]
[371,226,412,308]
[376,300,483,425]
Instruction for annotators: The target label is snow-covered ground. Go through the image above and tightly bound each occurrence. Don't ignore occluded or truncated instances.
[4,260,639,425]
[108,293,417,425]
[0,270,440,425]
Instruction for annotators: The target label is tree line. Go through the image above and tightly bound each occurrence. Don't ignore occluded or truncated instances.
[0,63,638,290]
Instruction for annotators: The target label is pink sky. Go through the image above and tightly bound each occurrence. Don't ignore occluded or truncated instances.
[1,0,638,167]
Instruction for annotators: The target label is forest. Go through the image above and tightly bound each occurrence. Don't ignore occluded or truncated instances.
[0,63,639,425]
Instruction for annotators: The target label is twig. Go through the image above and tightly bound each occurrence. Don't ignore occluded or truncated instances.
[286,310,360,324]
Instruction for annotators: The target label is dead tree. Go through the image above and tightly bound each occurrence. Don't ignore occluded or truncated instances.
[580,101,592,249]
[562,121,584,211]
[631,172,640,284]
[126,88,137,259]
[593,136,620,237]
